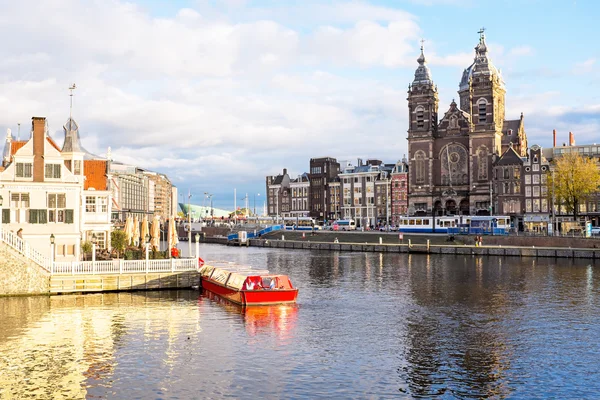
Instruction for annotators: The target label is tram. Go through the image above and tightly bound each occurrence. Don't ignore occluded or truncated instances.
[396,215,510,234]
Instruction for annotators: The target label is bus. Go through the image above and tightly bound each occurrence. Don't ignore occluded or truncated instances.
[332,219,356,231]
[283,217,320,231]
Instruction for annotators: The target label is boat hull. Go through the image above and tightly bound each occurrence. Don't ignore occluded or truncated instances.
[201,279,298,306]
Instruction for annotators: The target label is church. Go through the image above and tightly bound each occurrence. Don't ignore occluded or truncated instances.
[407,30,528,216]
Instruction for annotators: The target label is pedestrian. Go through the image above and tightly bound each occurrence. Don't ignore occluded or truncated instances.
[17,228,23,239]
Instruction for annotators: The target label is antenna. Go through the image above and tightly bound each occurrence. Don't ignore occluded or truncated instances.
[69,83,77,123]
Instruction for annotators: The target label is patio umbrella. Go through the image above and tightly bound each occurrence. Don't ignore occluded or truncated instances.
[150,216,161,251]
[169,218,179,250]
[132,215,140,247]
[140,216,149,246]
[124,216,133,246]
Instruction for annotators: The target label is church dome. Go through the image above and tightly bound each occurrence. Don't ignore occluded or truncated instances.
[459,30,504,91]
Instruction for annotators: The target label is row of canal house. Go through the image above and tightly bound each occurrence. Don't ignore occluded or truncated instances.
[0,116,176,261]
[266,137,599,232]
[266,157,410,228]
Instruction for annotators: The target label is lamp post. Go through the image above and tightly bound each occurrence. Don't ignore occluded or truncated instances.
[187,191,192,257]
[489,181,493,216]
[254,193,260,216]
[195,233,200,259]
[0,194,3,236]
[91,233,97,266]
[145,233,150,262]
[50,234,55,267]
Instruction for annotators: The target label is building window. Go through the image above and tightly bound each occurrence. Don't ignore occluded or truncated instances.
[478,100,487,123]
[514,167,520,180]
[48,193,66,223]
[533,186,540,197]
[74,160,82,175]
[514,182,521,194]
[525,175,531,185]
[478,148,488,180]
[526,199,532,212]
[533,164,539,171]
[15,162,33,178]
[416,106,424,129]
[503,167,509,180]
[11,193,30,223]
[533,175,540,184]
[86,196,97,212]
[415,151,425,184]
[503,182,510,194]
[542,199,548,213]
[533,199,540,213]
[45,164,62,179]
[526,186,532,197]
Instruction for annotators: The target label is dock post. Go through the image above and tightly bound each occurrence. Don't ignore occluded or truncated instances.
[408,239,412,248]
[379,237,382,244]
[427,239,430,252]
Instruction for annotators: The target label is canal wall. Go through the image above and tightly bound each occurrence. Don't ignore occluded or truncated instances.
[50,271,200,294]
[0,244,50,296]
[247,238,600,259]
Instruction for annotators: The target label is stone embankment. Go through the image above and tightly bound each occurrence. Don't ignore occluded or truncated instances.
[220,231,600,259]
[0,244,49,296]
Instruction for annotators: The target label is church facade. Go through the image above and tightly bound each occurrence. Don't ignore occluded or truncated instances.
[407,31,528,216]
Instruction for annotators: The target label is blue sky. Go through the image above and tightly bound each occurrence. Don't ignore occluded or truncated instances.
[0,0,598,211]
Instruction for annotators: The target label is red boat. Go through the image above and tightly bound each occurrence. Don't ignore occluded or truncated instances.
[199,263,299,306]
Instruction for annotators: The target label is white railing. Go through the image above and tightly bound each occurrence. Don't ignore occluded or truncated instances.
[0,227,52,272]
[51,257,199,275]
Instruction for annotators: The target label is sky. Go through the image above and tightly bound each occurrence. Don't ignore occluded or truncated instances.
[0,0,599,212]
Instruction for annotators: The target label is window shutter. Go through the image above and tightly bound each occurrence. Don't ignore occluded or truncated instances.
[29,210,37,224]
[2,209,9,224]
[65,209,74,224]
[39,210,48,224]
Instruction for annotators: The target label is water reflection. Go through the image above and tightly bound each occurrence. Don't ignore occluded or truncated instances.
[199,290,298,339]
[1,245,600,399]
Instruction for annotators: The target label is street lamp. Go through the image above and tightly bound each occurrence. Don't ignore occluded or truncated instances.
[254,193,260,216]
[50,234,55,266]
[91,233,97,265]
[195,232,200,258]
[145,233,150,262]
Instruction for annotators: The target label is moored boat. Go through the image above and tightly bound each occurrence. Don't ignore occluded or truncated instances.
[199,263,298,306]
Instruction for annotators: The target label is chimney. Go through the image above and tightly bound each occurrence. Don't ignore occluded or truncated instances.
[283,168,287,176]
[553,129,556,147]
[569,131,575,146]
[32,117,46,182]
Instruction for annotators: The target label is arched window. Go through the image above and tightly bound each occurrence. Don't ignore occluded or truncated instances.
[477,99,487,123]
[478,148,488,180]
[415,151,425,184]
[416,106,425,129]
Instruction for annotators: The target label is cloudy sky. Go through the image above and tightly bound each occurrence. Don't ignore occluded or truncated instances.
[0,0,598,211]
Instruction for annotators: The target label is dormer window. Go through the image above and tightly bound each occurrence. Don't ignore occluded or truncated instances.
[15,163,33,178]
[45,164,62,179]
[74,160,81,175]
[478,100,487,123]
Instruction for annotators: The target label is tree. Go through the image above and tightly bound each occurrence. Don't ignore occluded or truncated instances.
[81,241,92,261]
[547,152,600,220]
[111,230,127,258]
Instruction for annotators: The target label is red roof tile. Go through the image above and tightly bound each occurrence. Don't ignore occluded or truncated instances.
[84,160,108,190]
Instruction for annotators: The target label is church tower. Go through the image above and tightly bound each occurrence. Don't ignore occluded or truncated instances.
[458,29,506,214]
[407,43,439,214]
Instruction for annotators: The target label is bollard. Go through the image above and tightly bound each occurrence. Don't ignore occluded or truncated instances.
[379,237,382,244]
[427,239,430,251]
[282,235,285,241]
[408,239,412,248]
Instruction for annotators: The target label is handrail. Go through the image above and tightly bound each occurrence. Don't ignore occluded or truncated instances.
[51,257,199,275]
[0,227,51,272]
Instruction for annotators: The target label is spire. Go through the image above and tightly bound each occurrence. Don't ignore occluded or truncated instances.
[459,29,504,91]
[412,39,434,86]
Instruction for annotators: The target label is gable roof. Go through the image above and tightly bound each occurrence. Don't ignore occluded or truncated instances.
[496,145,523,166]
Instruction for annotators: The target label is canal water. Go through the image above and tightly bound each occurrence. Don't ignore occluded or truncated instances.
[1,244,600,399]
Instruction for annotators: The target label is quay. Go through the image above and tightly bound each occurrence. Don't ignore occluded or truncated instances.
[0,228,200,297]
